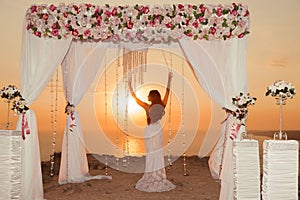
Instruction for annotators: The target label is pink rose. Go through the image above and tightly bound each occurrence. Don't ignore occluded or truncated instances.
[49,4,57,12]
[127,20,133,29]
[96,16,102,25]
[198,17,206,23]
[244,10,249,17]
[139,6,149,14]
[209,26,216,34]
[216,7,223,17]
[73,5,79,14]
[84,29,91,37]
[199,4,206,13]
[94,8,101,15]
[52,23,57,29]
[51,29,59,36]
[149,20,156,27]
[165,22,172,28]
[65,24,71,31]
[105,10,111,18]
[72,29,79,36]
[178,4,184,11]
[112,7,117,16]
[34,31,41,37]
[42,13,49,20]
[63,12,68,18]
[185,19,190,26]
[30,5,37,13]
[142,6,149,14]
[192,21,199,28]
[85,4,92,8]
[230,10,238,16]
[238,33,244,38]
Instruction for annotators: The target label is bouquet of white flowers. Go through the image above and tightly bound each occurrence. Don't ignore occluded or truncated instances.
[232,92,256,125]
[265,80,296,99]
[266,80,296,140]
[0,85,21,101]
[229,92,256,140]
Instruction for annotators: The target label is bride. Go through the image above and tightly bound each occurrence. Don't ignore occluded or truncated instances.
[128,72,176,192]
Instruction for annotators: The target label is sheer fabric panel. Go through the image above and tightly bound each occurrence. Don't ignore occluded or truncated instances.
[179,37,248,200]
[59,41,110,184]
[18,23,72,199]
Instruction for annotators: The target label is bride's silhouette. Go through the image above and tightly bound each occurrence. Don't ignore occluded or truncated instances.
[128,72,176,192]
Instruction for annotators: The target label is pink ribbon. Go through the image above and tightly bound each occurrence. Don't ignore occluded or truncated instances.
[230,123,241,140]
[22,114,30,140]
[221,114,230,124]
[69,112,76,132]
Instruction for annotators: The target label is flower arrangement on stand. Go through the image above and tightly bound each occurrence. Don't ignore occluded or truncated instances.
[0,85,22,129]
[230,92,256,140]
[266,80,296,140]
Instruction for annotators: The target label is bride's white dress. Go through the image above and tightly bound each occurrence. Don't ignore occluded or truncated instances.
[135,104,175,192]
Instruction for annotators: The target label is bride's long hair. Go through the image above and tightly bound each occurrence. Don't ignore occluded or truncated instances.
[148,90,164,106]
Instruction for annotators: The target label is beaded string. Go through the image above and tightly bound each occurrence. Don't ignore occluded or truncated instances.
[115,46,121,169]
[50,69,58,177]
[104,50,109,175]
[162,48,173,169]
[181,56,187,176]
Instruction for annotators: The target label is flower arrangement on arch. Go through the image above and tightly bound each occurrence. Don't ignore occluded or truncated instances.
[12,98,29,115]
[229,92,256,140]
[231,92,256,125]
[65,102,75,115]
[265,80,296,99]
[25,3,250,42]
[0,85,22,101]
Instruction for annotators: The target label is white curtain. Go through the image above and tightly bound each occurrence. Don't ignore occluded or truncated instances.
[59,41,110,184]
[179,37,248,200]
[18,23,72,199]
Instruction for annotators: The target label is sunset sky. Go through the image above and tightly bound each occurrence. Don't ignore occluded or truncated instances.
[0,0,299,161]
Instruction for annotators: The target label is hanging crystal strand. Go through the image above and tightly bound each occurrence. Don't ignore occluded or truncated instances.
[49,75,54,176]
[167,100,172,169]
[122,48,129,167]
[123,48,127,77]
[139,51,143,84]
[164,49,172,169]
[123,83,129,167]
[181,56,188,176]
[115,46,121,169]
[52,70,59,176]
[104,50,109,175]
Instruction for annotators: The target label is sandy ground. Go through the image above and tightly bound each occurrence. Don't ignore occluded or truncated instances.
[42,131,300,200]
[42,155,220,200]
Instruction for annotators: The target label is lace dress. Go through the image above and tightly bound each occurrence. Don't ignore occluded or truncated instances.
[135,104,176,192]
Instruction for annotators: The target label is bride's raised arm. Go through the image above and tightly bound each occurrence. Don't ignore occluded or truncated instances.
[128,80,148,109]
[162,72,173,107]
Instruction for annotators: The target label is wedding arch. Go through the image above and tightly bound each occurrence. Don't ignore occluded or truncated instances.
[19,3,250,199]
